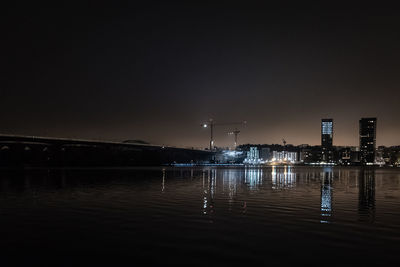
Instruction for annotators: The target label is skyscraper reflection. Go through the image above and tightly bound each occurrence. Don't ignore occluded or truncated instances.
[358,169,376,222]
[320,168,333,223]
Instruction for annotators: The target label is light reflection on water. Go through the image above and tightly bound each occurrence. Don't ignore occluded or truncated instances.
[0,167,400,266]
[164,166,386,226]
[321,169,333,223]
[271,165,296,189]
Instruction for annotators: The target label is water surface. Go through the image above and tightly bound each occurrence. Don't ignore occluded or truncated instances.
[1,166,400,266]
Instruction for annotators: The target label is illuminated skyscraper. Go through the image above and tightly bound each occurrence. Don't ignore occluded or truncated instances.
[359,118,377,165]
[321,119,333,162]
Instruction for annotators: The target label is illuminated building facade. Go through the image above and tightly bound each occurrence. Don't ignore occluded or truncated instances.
[321,119,333,162]
[359,118,377,165]
[244,147,261,164]
[272,151,297,163]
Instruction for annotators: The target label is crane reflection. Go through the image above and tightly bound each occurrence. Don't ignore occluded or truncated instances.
[202,168,216,216]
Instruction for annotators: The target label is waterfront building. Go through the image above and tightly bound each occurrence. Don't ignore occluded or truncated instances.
[260,147,270,161]
[351,148,361,164]
[375,147,385,166]
[339,147,351,165]
[299,145,321,164]
[299,148,311,162]
[359,118,377,165]
[244,147,261,164]
[272,151,297,163]
[321,119,333,162]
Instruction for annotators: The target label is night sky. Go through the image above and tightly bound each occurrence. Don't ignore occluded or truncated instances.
[2,2,400,148]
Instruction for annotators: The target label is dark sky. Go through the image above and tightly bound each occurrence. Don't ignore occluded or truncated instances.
[2,2,400,148]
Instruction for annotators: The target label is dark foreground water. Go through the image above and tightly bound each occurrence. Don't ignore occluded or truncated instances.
[1,166,400,266]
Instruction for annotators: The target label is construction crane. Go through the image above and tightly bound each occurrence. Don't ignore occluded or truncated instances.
[228,128,241,149]
[202,119,246,150]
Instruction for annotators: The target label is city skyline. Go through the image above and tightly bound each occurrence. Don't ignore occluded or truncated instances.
[2,3,400,148]
[1,115,398,148]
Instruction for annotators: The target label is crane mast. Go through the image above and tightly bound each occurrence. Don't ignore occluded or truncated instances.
[228,128,241,149]
[202,119,246,150]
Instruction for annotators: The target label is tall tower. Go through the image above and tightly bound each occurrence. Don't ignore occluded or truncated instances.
[321,119,333,162]
[359,118,377,165]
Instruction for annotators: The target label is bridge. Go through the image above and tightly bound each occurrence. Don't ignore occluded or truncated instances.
[0,134,215,167]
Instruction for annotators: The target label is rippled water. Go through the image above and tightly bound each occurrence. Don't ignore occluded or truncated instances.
[1,166,400,266]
